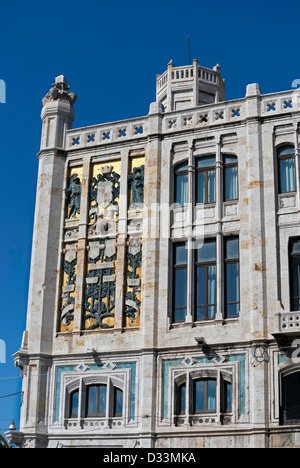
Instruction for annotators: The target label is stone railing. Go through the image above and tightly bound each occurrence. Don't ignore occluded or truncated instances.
[66,89,300,151]
[66,116,148,150]
[276,311,300,333]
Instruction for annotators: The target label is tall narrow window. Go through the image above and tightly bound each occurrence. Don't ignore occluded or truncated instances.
[177,383,186,415]
[224,155,238,201]
[223,381,232,413]
[278,146,296,193]
[113,387,123,417]
[173,243,187,323]
[290,238,300,311]
[195,239,216,321]
[175,161,188,206]
[86,384,107,417]
[196,156,216,204]
[193,379,216,413]
[224,237,240,318]
[69,389,79,419]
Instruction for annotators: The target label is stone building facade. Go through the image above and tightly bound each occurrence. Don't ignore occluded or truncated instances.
[7,60,300,448]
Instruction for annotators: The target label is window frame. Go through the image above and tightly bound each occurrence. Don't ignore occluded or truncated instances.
[196,155,216,205]
[172,242,188,323]
[289,238,300,312]
[174,160,188,207]
[224,154,238,202]
[193,378,217,414]
[277,145,296,194]
[195,238,217,322]
[85,384,107,418]
[224,236,240,319]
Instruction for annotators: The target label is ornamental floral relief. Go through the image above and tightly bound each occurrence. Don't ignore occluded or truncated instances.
[60,242,78,332]
[83,238,117,330]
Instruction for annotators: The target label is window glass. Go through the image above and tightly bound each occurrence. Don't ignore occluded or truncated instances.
[69,390,79,418]
[225,237,239,259]
[225,165,238,201]
[175,243,187,264]
[178,384,186,414]
[174,268,187,322]
[197,239,216,262]
[207,265,217,319]
[176,173,188,206]
[278,146,294,156]
[98,385,107,416]
[114,388,123,417]
[207,170,216,203]
[197,171,205,204]
[279,157,296,192]
[194,380,205,412]
[196,156,216,168]
[282,373,300,423]
[207,380,216,411]
[87,385,97,416]
[224,381,232,412]
[226,262,239,317]
[291,239,300,253]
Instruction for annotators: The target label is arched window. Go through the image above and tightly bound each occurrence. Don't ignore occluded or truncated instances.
[224,155,238,201]
[281,371,300,425]
[69,389,79,419]
[176,382,186,415]
[278,146,296,193]
[175,161,188,206]
[86,384,107,418]
[196,156,216,204]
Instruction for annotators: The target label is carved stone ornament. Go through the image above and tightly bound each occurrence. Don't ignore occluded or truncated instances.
[42,75,77,107]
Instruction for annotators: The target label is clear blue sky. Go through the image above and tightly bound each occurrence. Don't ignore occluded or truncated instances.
[0,0,299,438]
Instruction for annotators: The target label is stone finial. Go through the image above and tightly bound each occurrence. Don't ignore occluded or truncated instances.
[42,75,77,107]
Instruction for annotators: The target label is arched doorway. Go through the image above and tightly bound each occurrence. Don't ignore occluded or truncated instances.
[281,371,300,425]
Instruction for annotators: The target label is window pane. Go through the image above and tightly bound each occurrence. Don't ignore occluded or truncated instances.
[278,146,294,156]
[87,386,97,416]
[225,237,239,259]
[225,166,238,201]
[226,263,239,303]
[175,243,187,265]
[224,155,237,164]
[208,265,216,307]
[196,266,205,306]
[283,373,300,422]
[292,257,300,311]
[207,380,216,411]
[291,239,300,254]
[98,385,107,416]
[224,381,232,412]
[176,173,188,205]
[197,171,205,204]
[207,170,216,203]
[176,161,188,171]
[197,239,216,262]
[178,384,186,414]
[70,390,79,418]
[194,380,205,412]
[196,306,205,321]
[196,156,216,168]
[174,268,187,308]
[280,157,296,192]
[114,388,123,417]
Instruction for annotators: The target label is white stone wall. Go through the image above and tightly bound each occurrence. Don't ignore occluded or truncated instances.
[9,71,300,448]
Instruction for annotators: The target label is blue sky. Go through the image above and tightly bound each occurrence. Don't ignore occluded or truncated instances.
[0,0,299,438]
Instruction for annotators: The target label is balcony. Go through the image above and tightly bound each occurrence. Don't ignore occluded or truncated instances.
[273,311,300,346]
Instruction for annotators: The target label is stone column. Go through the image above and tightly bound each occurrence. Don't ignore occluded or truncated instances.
[186,140,195,324]
[215,135,224,321]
